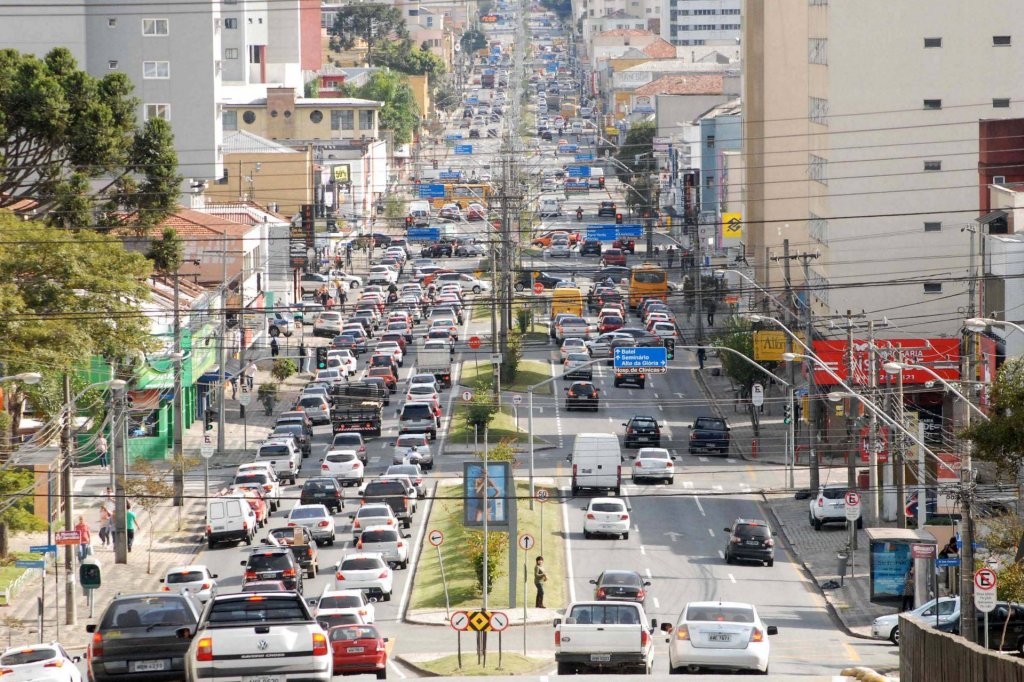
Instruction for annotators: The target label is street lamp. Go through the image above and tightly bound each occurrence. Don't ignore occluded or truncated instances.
[0,372,42,384]
[719,270,788,315]
[882,362,988,422]
[964,317,1024,335]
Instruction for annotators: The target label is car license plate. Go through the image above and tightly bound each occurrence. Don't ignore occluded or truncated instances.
[590,654,611,662]
[260,572,277,579]
[347,646,365,653]
[747,540,761,546]
[708,633,732,642]
[131,660,168,672]
[244,677,281,682]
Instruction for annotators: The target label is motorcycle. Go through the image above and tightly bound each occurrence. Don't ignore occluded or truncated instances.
[575,207,583,222]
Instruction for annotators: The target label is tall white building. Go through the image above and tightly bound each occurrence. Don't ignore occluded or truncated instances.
[663,0,740,47]
[743,0,1024,337]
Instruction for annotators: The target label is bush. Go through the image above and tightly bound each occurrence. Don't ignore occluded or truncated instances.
[271,358,297,382]
[466,392,498,431]
[467,530,508,593]
[501,331,522,383]
[515,308,533,335]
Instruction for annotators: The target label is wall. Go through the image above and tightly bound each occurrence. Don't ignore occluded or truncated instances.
[979,119,1024,213]
[900,615,1024,681]
[205,150,314,215]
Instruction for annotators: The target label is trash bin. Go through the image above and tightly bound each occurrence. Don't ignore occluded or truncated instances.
[836,552,849,585]
[857,469,869,490]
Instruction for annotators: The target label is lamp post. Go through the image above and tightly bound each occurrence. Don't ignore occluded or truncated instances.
[0,372,42,385]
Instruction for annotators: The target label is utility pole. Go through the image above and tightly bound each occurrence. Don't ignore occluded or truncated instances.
[959,224,980,642]
[217,233,228,455]
[845,311,858,551]
[172,273,184,506]
[892,350,907,530]
[867,321,881,524]
[112,387,129,564]
[60,374,76,625]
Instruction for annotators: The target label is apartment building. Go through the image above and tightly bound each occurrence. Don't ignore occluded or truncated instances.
[742,0,1024,337]
[663,0,740,47]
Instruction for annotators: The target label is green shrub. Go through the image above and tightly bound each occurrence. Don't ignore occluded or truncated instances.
[271,358,297,382]
[467,531,508,593]
[466,392,498,431]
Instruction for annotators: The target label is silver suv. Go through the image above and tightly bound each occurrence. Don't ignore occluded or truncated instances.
[255,439,302,485]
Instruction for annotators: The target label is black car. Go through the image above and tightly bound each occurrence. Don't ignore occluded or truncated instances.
[564,381,600,411]
[597,201,617,217]
[617,327,665,347]
[333,332,367,355]
[370,232,392,247]
[86,593,202,682]
[469,128,481,138]
[300,477,345,513]
[541,130,553,141]
[724,518,776,567]
[241,547,303,592]
[270,423,312,457]
[594,266,631,284]
[614,369,646,389]
[578,239,602,256]
[420,242,453,258]
[622,415,662,447]
[516,271,563,291]
[590,570,650,605]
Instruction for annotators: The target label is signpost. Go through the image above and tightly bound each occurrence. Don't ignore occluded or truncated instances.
[512,394,522,431]
[451,609,470,668]
[239,385,251,448]
[418,183,447,199]
[468,336,482,350]
[55,530,80,546]
[613,346,668,374]
[200,435,214,459]
[975,567,998,649]
[751,383,764,408]
[532,282,545,295]
[462,390,474,403]
[585,226,617,242]
[429,529,451,620]
[535,488,549,557]
[454,144,474,155]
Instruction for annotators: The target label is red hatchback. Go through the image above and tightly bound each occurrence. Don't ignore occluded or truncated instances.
[329,624,388,679]
[598,315,625,333]
[602,248,627,266]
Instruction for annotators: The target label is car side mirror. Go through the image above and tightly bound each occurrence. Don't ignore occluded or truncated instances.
[588,579,597,585]
[621,423,628,427]
[553,618,562,627]
[767,625,778,636]
[86,624,97,633]
[176,626,194,640]
[404,533,411,539]
[724,527,732,533]
[307,597,318,605]
[644,581,651,587]
[650,618,658,629]
[261,538,270,544]
[687,424,694,429]
[212,574,219,579]
[159,578,165,583]
[660,622,673,633]
[565,455,572,463]
[240,560,248,566]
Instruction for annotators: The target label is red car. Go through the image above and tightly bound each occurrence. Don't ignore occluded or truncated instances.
[329,624,388,678]
[598,315,625,333]
[602,248,627,266]
[466,203,487,221]
[366,366,397,393]
[612,238,636,254]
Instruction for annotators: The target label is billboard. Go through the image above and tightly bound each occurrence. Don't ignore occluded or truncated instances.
[753,330,807,362]
[332,164,350,184]
[810,338,960,386]
[463,461,512,527]
[631,95,655,114]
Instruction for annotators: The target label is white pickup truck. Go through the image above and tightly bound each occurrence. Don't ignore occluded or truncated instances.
[554,600,657,675]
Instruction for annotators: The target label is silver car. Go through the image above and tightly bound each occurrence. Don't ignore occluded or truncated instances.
[631,447,676,484]
[547,238,572,258]
[587,331,636,359]
[287,504,336,545]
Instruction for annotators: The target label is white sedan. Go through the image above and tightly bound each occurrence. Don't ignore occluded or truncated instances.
[374,341,405,366]
[327,349,358,376]
[631,447,676,484]
[160,564,219,603]
[0,643,82,681]
[560,337,587,359]
[664,601,777,674]
[320,449,365,486]
[582,497,630,540]
[405,384,441,408]
[327,269,363,288]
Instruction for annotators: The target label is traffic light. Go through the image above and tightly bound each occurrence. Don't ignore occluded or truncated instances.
[405,216,413,228]
[432,159,439,169]
[80,556,101,589]
[615,213,623,224]
[204,406,214,431]
[664,338,675,360]
[783,403,793,425]
[316,346,329,370]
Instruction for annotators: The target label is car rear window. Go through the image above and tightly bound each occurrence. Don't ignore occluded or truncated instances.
[234,474,268,486]
[166,571,206,584]
[591,502,625,513]
[0,648,59,665]
[686,606,755,623]
[365,481,408,497]
[291,507,327,519]
[357,508,391,521]
[341,557,384,571]
[207,596,307,624]
[735,524,770,539]
[602,572,640,586]
[332,434,362,446]
[329,625,380,642]
[258,444,290,457]
[319,595,362,609]
[247,553,292,571]
[362,529,399,543]
[401,404,433,420]
[101,596,194,629]
[326,453,357,463]
[569,604,639,625]
[319,613,361,629]
[303,480,338,492]
[822,487,847,500]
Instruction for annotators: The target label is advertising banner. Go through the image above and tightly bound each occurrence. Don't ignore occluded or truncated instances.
[810,338,960,386]
[463,461,512,528]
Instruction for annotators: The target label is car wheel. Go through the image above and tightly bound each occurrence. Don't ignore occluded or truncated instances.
[384,592,392,602]
[813,517,823,531]
[245,533,253,546]
[622,532,629,540]
[473,285,482,294]
[890,626,900,646]
[351,281,359,288]
[376,669,387,680]
[556,662,574,675]
[725,552,734,564]
[809,511,815,527]
[208,537,216,549]
[631,476,637,484]
[308,568,316,579]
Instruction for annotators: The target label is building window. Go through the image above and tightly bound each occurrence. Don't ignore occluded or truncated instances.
[331,110,354,131]
[923,282,942,294]
[224,48,239,59]
[142,18,169,35]
[923,160,942,171]
[993,98,1011,108]
[809,96,829,125]
[993,35,1011,46]
[223,110,238,130]
[809,154,828,185]
[144,103,170,121]
[310,110,324,124]
[808,38,827,65]
[408,8,418,15]
[107,60,118,70]
[808,271,830,306]
[225,17,238,28]
[924,221,942,232]
[107,18,116,27]
[249,45,262,64]
[359,110,374,129]
[706,135,715,149]
[924,37,942,48]
[426,15,433,26]
[923,99,942,110]
[142,61,170,79]
[809,0,828,5]
[242,110,256,124]
[809,212,829,245]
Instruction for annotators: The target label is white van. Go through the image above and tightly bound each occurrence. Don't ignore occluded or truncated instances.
[587,167,605,189]
[537,195,562,217]
[407,200,432,227]
[569,433,623,496]
[205,494,257,548]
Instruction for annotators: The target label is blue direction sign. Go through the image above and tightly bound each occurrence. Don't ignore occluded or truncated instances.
[564,180,589,193]
[444,132,464,140]
[406,228,442,242]
[617,224,644,237]
[935,557,961,568]
[454,144,474,155]
[557,144,579,154]
[29,544,57,554]
[439,171,462,180]
[614,346,668,374]
[15,559,46,569]
[418,184,446,199]
[575,153,595,162]
[566,165,592,178]
[586,227,617,241]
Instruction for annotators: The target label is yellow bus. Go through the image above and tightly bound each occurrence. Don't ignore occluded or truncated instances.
[550,287,584,318]
[629,263,669,309]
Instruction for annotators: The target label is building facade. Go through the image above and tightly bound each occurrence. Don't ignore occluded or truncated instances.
[662,0,740,47]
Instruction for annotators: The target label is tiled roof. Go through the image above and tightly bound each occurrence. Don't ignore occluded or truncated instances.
[159,209,255,239]
[632,74,725,96]
[597,28,655,37]
[642,39,676,59]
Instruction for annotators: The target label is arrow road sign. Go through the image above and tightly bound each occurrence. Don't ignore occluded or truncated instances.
[519,533,535,550]
[512,394,522,406]
[450,611,470,631]
[489,611,510,632]
[29,544,57,554]
[428,529,444,547]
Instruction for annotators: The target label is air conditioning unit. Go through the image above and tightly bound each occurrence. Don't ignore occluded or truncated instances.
[993,175,1007,185]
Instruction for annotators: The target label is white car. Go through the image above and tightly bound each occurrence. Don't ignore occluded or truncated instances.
[632,447,676,484]
[0,643,82,681]
[429,317,459,340]
[547,238,572,258]
[294,394,331,425]
[583,497,631,540]
[664,601,777,675]
[327,349,358,376]
[321,449,365,486]
[316,588,377,623]
[871,596,959,645]
[327,269,363,288]
[560,337,587,359]
[160,564,219,603]
[330,432,368,464]
[809,483,856,530]
[315,368,345,386]
[356,525,410,569]
[407,373,438,392]
[375,341,405,366]
[334,552,394,602]
[314,310,344,336]
[287,504,336,545]
[349,503,399,541]
[234,463,282,511]
[650,321,678,340]
[367,266,398,285]
[405,384,440,408]
[391,433,432,467]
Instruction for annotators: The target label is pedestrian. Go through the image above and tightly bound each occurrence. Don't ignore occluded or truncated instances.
[346,244,353,267]
[74,515,92,561]
[339,287,348,310]
[270,337,279,358]
[653,245,660,264]
[336,285,346,307]
[95,433,108,468]
[320,289,330,307]
[706,299,717,327]
[299,342,309,374]
[939,537,958,558]
[230,376,238,400]
[244,361,257,390]
[98,506,111,547]
[126,501,139,553]
[534,556,548,608]
[697,346,706,370]
[667,246,675,268]
[901,566,915,611]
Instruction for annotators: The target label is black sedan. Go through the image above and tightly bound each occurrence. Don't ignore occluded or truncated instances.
[420,242,453,258]
[299,477,344,513]
[579,239,602,256]
[332,333,367,355]
[564,381,600,411]
[516,271,564,291]
[590,570,650,604]
[597,201,617,217]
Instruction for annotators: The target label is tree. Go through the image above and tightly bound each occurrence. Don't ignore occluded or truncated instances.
[120,459,173,573]
[146,227,184,273]
[962,357,1024,476]
[0,48,180,227]
[372,40,445,86]
[342,71,420,145]
[613,121,656,182]
[99,118,182,234]
[460,29,487,54]
[713,317,764,391]
[0,467,47,557]
[330,4,408,63]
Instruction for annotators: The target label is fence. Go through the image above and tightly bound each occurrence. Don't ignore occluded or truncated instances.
[900,615,1024,681]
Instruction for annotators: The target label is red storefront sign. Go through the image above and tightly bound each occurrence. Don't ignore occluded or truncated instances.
[858,424,890,464]
[810,338,960,386]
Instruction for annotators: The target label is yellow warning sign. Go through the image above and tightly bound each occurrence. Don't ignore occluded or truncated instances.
[722,212,743,240]
[753,330,806,362]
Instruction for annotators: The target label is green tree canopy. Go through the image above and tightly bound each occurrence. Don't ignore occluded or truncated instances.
[460,28,487,53]
[330,4,408,63]
[146,227,184,273]
[0,48,180,228]
[342,71,420,145]
[372,40,445,87]
[962,357,1024,475]
[613,121,656,182]
[713,317,778,391]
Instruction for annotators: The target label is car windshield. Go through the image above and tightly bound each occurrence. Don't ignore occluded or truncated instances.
[341,558,384,571]
[569,604,638,625]
[686,606,755,623]
[290,507,327,519]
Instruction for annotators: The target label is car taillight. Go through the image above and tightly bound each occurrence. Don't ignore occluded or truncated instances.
[206,524,212,535]
[42,659,66,669]
[765,538,774,547]
[641,629,650,647]
[567,391,575,397]
[636,588,645,600]
[586,513,596,519]
[91,632,104,657]
[322,464,329,470]
[288,522,296,527]
[635,461,642,468]
[336,572,346,580]
[313,632,329,656]
[397,541,404,548]
[245,571,257,581]
[676,625,690,641]
[283,568,296,577]
[263,484,272,492]
[357,540,364,549]
[627,428,635,434]
[730,537,741,544]
[197,636,214,661]
[666,461,673,467]
[242,521,249,531]
[201,582,212,590]
[378,570,389,579]
[817,498,824,507]
[620,514,629,521]
[750,627,765,643]
[689,432,698,441]
[596,587,606,598]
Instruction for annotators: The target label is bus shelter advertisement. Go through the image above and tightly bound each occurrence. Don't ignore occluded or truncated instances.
[870,541,912,603]
[463,461,513,527]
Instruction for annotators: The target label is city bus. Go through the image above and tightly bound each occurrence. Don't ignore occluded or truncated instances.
[628,262,669,309]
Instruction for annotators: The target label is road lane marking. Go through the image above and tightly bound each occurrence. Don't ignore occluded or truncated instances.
[653,597,660,609]
[718,550,724,559]
[644,567,652,579]
[639,546,646,555]
[707,528,714,537]
[728,573,736,584]
[843,641,861,663]
[560,483,576,603]
[699,457,709,463]
[693,496,705,516]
